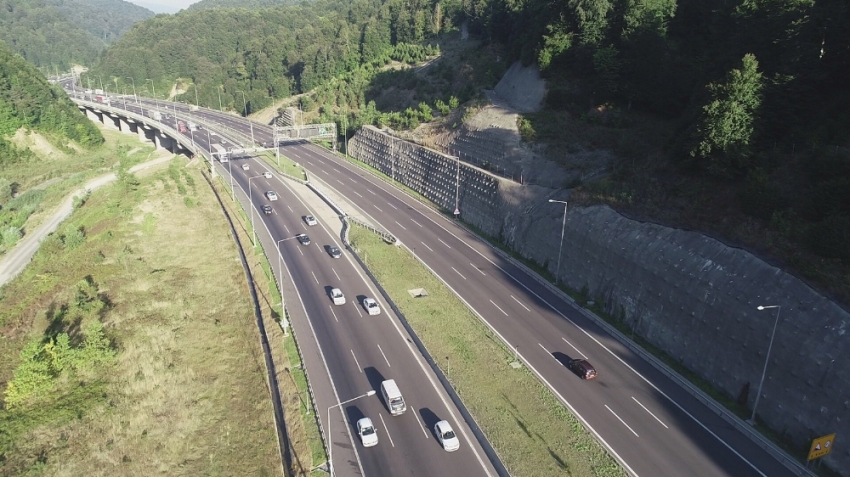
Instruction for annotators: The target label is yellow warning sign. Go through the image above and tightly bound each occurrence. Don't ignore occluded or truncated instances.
[808,433,836,461]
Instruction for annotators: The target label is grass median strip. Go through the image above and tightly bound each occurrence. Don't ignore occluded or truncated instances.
[349,225,624,477]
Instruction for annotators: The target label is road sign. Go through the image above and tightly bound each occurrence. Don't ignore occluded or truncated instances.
[454,208,460,215]
[808,433,836,461]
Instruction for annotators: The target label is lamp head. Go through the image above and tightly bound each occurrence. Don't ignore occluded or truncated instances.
[366,390,377,397]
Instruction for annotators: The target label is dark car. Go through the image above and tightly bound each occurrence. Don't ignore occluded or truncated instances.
[262,205,273,215]
[296,233,311,245]
[567,359,597,380]
[328,245,342,258]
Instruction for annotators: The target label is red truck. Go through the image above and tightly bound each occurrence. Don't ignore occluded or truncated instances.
[177,121,188,133]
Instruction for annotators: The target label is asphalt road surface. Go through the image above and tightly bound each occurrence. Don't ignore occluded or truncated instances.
[67,88,802,477]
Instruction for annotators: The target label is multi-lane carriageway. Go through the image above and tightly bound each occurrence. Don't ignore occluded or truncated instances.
[73,89,800,477]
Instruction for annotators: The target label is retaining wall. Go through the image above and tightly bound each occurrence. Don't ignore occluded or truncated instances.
[348,125,850,473]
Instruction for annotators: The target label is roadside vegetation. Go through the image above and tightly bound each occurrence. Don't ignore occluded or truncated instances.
[348,224,624,477]
[0,157,280,475]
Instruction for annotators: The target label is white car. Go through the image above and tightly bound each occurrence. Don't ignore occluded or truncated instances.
[363,298,380,316]
[241,163,249,170]
[305,215,318,226]
[357,418,378,448]
[266,191,278,201]
[330,288,345,306]
[434,420,460,452]
[263,171,273,179]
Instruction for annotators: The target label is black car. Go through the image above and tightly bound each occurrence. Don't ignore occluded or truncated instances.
[296,233,311,245]
[567,359,598,380]
[328,245,341,258]
[262,205,273,215]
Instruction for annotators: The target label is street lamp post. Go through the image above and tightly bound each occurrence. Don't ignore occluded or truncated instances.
[228,155,235,201]
[126,77,138,105]
[327,390,377,476]
[247,175,263,247]
[236,90,255,147]
[749,305,781,425]
[548,199,568,284]
[146,79,159,114]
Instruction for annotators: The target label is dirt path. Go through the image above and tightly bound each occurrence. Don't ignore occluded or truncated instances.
[0,153,175,287]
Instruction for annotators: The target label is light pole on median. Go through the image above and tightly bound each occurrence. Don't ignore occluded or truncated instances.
[126,77,138,105]
[247,174,263,247]
[327,390,377,476]
[228,153,235,200]
[146,79,159,114]
[548,199,568,284]
[749,305,781,425]
[236,90,255,147]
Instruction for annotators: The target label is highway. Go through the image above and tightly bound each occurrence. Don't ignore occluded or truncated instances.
[67,85,801,477]
[66,84,500,477]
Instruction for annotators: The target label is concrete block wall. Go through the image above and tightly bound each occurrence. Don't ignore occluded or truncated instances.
[351,124,850,472]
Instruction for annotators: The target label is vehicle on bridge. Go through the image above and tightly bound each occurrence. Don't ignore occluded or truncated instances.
[211,144,229,162]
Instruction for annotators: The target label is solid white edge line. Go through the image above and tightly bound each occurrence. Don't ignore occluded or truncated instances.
[632,396,669,429]
[379,413,395,447]
[606,405,640,437]
[410,406,430,438]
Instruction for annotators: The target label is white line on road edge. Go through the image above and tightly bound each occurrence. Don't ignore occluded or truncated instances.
[411,407,430,438]
[421,242,434,252]
[395,221,407,230]
[632,397,669,429]
[490,299,508,316]
[377,344,391,368]
[379,413,396,447]
[606,405,639,437]
[329,305,339,323]
[410,218,423,227]
[472,263,486,275]
[311,271,319,285]
[451,267,467,280]
[511,295,531,312]
[374,205,383,212]
[562,337,586,358]
[437,238,452,248]
[350,349,362,371]
[332,267,341,281]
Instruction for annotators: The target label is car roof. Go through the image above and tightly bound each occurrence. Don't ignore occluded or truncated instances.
[357,417,373,427]
[332,288,342,293]
[435,420,452,432]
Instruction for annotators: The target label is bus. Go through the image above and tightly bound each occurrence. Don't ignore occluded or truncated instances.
[211,143,229,162]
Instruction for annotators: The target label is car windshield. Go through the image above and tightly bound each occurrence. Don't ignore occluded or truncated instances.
[442,430,456,439]
[361,426,375,436]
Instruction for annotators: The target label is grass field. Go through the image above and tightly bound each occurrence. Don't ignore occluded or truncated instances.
[0,156,281,476]
[348,225,624,477]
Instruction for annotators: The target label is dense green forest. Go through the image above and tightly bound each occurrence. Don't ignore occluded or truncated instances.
[0,0,154,70]
[188,0,303,11]
[0,41,104,162]
[85,0,850,269]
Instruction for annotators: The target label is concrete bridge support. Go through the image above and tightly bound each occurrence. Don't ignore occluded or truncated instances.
[103,114,120,130]
[85,109,102,123]
[138,126,154,144]
[118,118,131,133]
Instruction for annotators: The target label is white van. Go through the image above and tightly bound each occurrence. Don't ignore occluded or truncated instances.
[380,379,406,416]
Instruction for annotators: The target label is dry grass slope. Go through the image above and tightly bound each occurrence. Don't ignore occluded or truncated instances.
[0,159,280,476]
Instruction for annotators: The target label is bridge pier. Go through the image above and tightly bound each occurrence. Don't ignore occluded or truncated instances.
[104,114,120,130]
[85,109,102,123]
[138,126,153,144]
[118,118,131,133]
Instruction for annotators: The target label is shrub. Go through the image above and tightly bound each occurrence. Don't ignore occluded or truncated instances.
[1,225,21,248]
[62,225,86,250]
[517,116,536,142]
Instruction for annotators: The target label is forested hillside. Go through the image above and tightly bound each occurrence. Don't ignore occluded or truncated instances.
[88,0,849,294]
[0,41,104,164]
[0,0,154,70]
[188,0,303,10]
